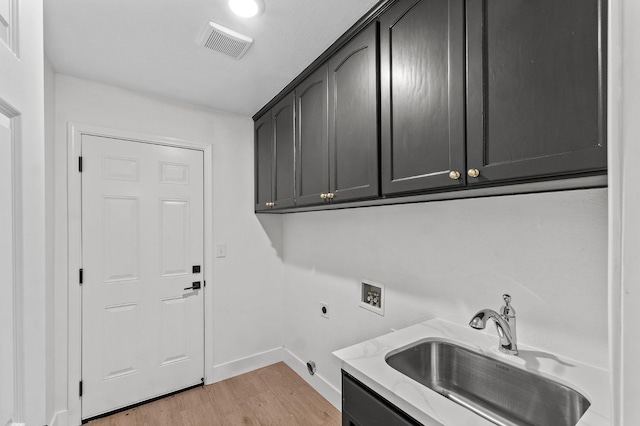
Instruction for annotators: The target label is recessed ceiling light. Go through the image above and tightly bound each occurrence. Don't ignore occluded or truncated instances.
[229,0,265,18]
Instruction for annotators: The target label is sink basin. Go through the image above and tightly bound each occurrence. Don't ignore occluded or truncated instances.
[385,340,590,426]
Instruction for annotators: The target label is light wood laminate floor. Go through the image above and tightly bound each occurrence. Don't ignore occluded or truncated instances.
[87,362,341,426]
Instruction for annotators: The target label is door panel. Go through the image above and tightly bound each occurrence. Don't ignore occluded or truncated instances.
[380,0,466,195]
[102,196,139,282]
[273,93,296,209]
[296,65,329,206]
[466,0,607,183]
[102,302,140,380]
[254,112,273,211]
[82,135,204,419]
[329,23,379,203]
[160,296,190,365]
[160,200,189,276]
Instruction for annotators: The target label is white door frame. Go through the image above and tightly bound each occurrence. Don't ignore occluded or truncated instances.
[66,122,215,425]
[0,101,25,426]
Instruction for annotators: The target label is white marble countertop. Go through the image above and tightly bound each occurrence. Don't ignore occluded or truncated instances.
[333,318,610,426]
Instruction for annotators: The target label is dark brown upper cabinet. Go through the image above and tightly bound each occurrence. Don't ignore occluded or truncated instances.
[254,0,607,212]
[296,24,379,208]
[254,93,296,211]
[380,0,466,195]
[328,23,379,203]
[295,65,329,207]
[254,111,273,211]
[465,0,607,185]
[272,93,296,208]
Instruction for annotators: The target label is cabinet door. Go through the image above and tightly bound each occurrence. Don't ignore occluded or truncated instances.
[380,0,466,195]
[273,93,296,209]
[296,65,329,206]
[466,0,607,184]
[342,372,421,426]
[254,111,273,212]
[328,23,379,203]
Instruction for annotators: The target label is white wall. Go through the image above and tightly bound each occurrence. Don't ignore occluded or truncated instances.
[53,75,284,419]
[282,189,608,396]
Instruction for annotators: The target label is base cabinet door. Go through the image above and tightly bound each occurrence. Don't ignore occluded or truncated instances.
[254,111,273,212]
[328,23,379,203]
[380,0,466,196]
[342,371,422,426]
[465,0,607,184]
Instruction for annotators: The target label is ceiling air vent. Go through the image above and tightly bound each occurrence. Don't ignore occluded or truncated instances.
[198,21,253,59]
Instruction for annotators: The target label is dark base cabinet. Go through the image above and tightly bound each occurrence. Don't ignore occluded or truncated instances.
[342,371,422,426]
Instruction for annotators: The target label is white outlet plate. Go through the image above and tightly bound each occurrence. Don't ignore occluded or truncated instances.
[319,302,330,319]
[216,243,227,258]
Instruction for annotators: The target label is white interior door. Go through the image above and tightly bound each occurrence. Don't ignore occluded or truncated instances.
[81,134,205,419]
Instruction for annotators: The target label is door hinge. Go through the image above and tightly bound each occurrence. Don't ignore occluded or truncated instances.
[79,380,83,397]
[203,280,206,288]
[79,268,83,285]
[78,156,83,172]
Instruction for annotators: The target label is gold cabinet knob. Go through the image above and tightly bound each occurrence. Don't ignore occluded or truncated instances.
[320,193,327,199]
[449,171,461,180]
[327,193,335,199]
[468,168,480,178]
[265,202,271,207]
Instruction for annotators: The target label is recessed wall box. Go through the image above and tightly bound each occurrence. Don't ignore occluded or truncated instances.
[360,280,385,316]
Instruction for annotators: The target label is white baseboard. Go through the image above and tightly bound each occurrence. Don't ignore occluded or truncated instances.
[211,347,284,384]
[282,348,342,411]
[48,410,67,426]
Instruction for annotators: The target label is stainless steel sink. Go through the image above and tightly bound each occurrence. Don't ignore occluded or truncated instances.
[385,340,590,426]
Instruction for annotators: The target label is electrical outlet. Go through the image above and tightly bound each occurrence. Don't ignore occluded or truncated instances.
[319,302,330,319]
[216,243,227,258]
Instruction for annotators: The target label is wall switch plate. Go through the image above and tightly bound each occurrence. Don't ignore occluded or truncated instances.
[319,302,330,319]
[216,243,227,258]
[360,280,385,316]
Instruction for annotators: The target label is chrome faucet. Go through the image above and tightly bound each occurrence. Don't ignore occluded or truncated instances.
[469,294,518,355]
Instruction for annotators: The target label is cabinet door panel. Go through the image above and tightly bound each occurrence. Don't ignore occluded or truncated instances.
[254,111,273,211]
[466,0,607,184]
[329,23,379,203]
[342,372,421,426]
[273,93,296,209]
[296,65,329,206]
[381,0,465,195]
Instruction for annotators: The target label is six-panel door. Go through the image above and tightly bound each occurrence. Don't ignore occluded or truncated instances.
[380,0,466,195]
[328,23,379,203]
[81,135,204,419]
[465,0,607,184]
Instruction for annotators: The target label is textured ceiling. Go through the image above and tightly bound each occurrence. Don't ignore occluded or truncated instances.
[43,0,380,116]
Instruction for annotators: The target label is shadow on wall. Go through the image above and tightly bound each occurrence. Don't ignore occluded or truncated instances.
[256,213,285,260]
[277,191,607,302]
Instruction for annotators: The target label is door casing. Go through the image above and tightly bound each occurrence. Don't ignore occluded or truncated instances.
[66,122,215,426]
